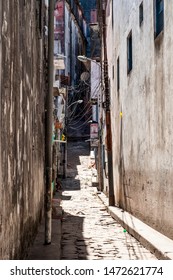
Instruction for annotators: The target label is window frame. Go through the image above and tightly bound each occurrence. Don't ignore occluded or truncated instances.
[127,31,133,74]
[112,65,114,80]
[139,1,144,26]
[117,56,120,91]
[112,0,114,28]
[154,0,164,38]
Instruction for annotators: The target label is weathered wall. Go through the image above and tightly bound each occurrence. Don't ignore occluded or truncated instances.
[0,1,45,259]
[107,0,173,239]
[0,0,3,257]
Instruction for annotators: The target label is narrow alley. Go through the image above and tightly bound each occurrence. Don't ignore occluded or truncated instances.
[1,0,173,267]
[59,141,157,260]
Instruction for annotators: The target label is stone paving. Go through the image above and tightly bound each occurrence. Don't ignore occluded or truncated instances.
[60,141,157,260]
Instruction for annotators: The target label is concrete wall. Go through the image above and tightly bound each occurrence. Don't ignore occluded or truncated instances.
[107,0,173,239]
[0,1,45,259]
[0,0,2,258]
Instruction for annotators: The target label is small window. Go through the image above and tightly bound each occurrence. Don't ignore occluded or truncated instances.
[127,31,132,74]
[139,2,143,26]
[112,0,114,28]
[112,65,114,80]
[155,0,164,37]
[117,57,120,90]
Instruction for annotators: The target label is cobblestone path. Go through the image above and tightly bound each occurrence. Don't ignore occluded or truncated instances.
[60,141,157,260]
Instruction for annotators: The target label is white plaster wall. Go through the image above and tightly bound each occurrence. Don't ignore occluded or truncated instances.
[107,0,173,239]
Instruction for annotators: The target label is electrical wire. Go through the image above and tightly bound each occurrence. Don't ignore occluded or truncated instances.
[68,115,92,130]
[68,98,91,120]
[68,105,92,126]
[58,67,109,129]
[68,81,102,125]
[68,85,102,125]
[67,83,90,104]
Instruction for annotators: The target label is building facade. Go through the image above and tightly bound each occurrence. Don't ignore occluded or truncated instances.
[0,0,46,259]
[106,0,173,239]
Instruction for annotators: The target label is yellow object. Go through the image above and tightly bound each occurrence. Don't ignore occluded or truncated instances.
[120,112,123,117]
[61,134,66,141]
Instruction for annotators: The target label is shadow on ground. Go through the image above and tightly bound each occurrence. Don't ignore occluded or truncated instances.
[61,210,88,260]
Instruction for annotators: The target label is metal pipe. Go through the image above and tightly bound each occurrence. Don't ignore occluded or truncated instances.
[102,1,115,206]
[45,0,54,245]
[63,87,68,179]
